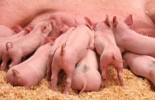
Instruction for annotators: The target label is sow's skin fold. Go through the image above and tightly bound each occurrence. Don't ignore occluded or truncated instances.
[50,25,94,93]
[123,52,155,86]
[0,21,52,70]
[94,16,124,87]
[6,44,52,88]
[71,49,101,94]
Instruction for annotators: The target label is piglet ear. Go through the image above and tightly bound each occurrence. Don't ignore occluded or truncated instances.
[112,16,118,28]
[24,27,32,34]
[125,14,133,26]
[104,15,110,27]
[11,25,23,33]
[12,69,20,78]
[84,17,94,29]
[44,36,55,44]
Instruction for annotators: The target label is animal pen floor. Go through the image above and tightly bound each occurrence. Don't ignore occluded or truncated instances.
[0,67,155,100]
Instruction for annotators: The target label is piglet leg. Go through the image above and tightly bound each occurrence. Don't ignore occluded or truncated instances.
[113,54,124,86]
[100,52,113,87]
[63,63,75,94]
[9,50,22,67]
[1,52,9,70]
[46,55,53,81]
[114,62,124,86]
[50,64,60,91]
[100,61,109,87]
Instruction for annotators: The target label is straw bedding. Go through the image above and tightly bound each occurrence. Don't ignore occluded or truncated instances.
[0,67,155,100]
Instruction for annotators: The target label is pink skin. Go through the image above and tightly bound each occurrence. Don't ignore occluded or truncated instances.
[28,11,92,41]
[11,25,23,33]
[0,0,51,27]
[0,29,29,61]
[46,27,75,80]
[1,21,52,70]
[50,25,94,93]
[28,11,91,30]
[71,49,101,94]
[1,0,155,38]
[6,44,52,88]
[46,17,92,80]
[0,25,16,37]
[26,12,74,41]
[112,15,155,57]
[94,16,124,87]
[123,52,155,86]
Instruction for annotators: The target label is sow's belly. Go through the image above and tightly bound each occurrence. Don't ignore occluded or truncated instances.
[0,0,155,36]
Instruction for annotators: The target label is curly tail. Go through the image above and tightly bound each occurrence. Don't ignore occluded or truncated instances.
[79,76,87,95]
[6,42,13,51]
[60,43,66,56]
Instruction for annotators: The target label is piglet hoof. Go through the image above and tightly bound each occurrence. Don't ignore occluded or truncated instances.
[24,86,31,89]
[0,65,6,71]
[101,81,106,88]
[9,64,14,68]
[63,88,69,94]
[119,80,125,86]
[50,85,58,92]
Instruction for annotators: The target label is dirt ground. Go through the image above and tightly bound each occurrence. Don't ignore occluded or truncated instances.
[0,67,155,100]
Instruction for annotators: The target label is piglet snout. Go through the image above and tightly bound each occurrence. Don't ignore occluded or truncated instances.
[41,23,52,34]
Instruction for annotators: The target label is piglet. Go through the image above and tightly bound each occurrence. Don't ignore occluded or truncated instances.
[123,52,155,86]
[1,21,52,70]
[50,25,94,93]
[6,44,52,88]
[94,16,124,87]
[112,15,155,57]
[71,49,101,94]
[46,27,75,80]
[0,29,29,61]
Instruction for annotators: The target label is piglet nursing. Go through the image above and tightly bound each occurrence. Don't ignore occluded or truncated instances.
[0,29,29,62]
[94,16,124,87]
[71,50,101,94]
[47,27,75,80]
[1,21,52,70]
[6,44,52,88]
[50,25,94,93]
[112,15,155,57]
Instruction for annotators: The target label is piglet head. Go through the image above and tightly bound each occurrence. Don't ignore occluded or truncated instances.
[41,21,53,37]
[6,69,20,86]
[112,14,133,30]
[49,19,62,35]
[33,21,52,37]
[75,16,94,30]
[94,15,111,31]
